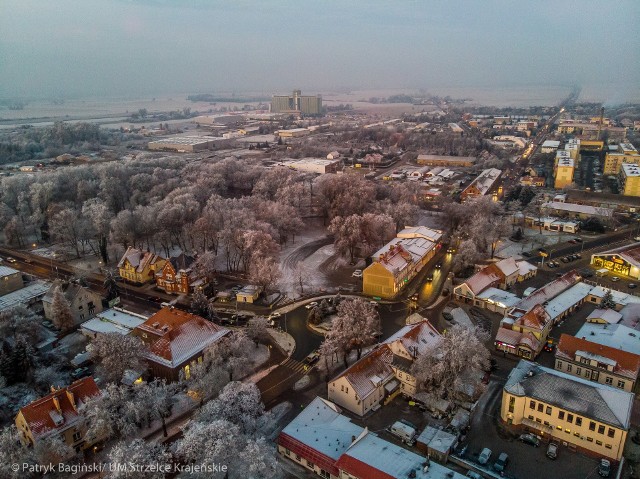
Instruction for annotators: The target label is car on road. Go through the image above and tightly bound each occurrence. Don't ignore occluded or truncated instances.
[24,257,33,263]
[561,257,570,263]
[410,293,419,302]
[629,283,638,289]
[435,263,442,269]
[568,239,577,244]
[304,351,320,365]
[71,367,90,380]
[493,452,509,472]
[305,301,318,310]
[41,320,55,330]
[519,433,540,447]
[268,312,282,321]
[522,251,532,257]
[552,261,560,267]
[478,448,492,465]
[352,269,363,278]
[599,459,611,477]
[447,247,456,254]
[575,237,583,242]
[425,275,433,282]
[546,442,558,459]
[5,257,16,263]
[611,276,620,282]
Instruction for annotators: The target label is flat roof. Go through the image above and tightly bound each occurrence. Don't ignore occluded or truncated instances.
[542,140,560,148]
[81,308,148,335]
[148,136,218,146]
[541,201,613,217]
[575,322,640,356]
[0,281,50,312]
[622,163,640,177]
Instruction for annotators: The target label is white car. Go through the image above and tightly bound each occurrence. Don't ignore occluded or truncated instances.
[268,312,282,321]
[352,269,363,278]
[305,302,318,310]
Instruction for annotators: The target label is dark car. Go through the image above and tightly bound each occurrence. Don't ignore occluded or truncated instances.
[493,452,509,473]
[71,367,90,380]
[580,269,594,278]
[519,433,541,447]
[435,263,442,269]
[629,283,637,289]
[561,257,570,263]
[443,312,454,321]
[425,275,433,282]
[522,251,532,257]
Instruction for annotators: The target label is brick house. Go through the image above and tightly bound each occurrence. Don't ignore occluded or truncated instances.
[156,253,203,295]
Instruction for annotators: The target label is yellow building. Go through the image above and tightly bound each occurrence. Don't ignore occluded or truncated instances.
[501,361,633,461]
[604,143,640,174]
[117,247,166,285]
[580,140,604,152]
[363,226,442,299]
[618,163,640,196]
[565,138,580,160]
[554,155,575,189]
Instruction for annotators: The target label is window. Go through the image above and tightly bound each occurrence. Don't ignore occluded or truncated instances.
[587,437,593,442]
[544,421,550,426]
[72,431,82,442]
[306,460,314,468]
[565,428,570,434]
[529,400,536,409]
[567,364,573,373]
[576,367,582,375]
[509,397,515,413]
[618,380,625,388]
[580,357,590,364]
[598,425,605,435]
[576,417,582,427]
[558,411,565,420]
[528,415,534,421]
[574,432,580,437]
[596,441,602,446]
[556,425,562,430]
[285,449,290,456]
[537,403,543,412]
[546,406,552,415]
[567,414,574,423]
[320,471,330,479]
[295,455,301,462]
[608,429,615,438]
[556,360,563,369]
[605,377,613,385]
[605,444,612,449]
[341,385,344,392]
[345,387,348,394]
[589,422,596,431]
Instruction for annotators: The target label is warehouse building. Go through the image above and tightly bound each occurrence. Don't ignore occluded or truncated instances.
[147,136,219,152]
[271,90,322,116]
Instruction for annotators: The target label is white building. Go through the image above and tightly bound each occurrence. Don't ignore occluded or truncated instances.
[80,308,148,338]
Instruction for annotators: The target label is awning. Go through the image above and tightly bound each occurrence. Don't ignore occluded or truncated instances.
[521,417,553,433]
[384,379,400,393]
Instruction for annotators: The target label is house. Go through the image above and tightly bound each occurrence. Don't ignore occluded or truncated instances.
[460,168,502,201]
[327,151,341,160]
[586,308,622,325]
[363,227,442,299]
[15,377,103,454]
[80,308,148,338]
[586,286,640,310]
[415,426,458,463]
[0,265,23,295]
[131,307,230,381]
[328,320,441,416]
[117,247,166,285]
[277,396,466,479]
[236,285,261,303]
[501,360,633,461]
[574,322,640,357]
[454,263,504,304]
[42,280,104,326]
[495,305,552,358]
[0,280,50,313]
[156,253,203,295]
[555,333,640,392]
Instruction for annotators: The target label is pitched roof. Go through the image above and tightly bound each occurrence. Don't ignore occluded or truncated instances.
[461,263,504,296]
[135,308,230,367]
[384,320,442,357]
[117,247,164,272]
[556,334,640,380]
[0,265,20,278]
[495,257,519,277]
[332,346,395,400]
[505,361,634,429]
[168,253,195,272]
[372,237,437,276]
[512,270,581,314]
[18,377,100,439]
[587,308,623,325]
[42,280,92,305]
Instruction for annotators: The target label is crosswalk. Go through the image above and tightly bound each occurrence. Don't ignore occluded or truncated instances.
[281,358,311,374]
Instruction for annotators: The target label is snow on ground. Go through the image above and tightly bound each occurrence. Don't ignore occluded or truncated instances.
[268,328,295,356]
[495,229,577,259]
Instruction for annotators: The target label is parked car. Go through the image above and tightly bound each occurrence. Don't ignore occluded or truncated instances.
[629,283,638,289]
[304,351,320,365]
[388,421,417,446]
[478,448,492,465]
[5,257,16,263]
[305,301,318,310]
[598,459,611,477]
[546,443,558,459]
[519,433,540,447]
[561,257,570,263]
[547,262,556,268]
[580,269,594,278]
[352,269,363,278]
[522,251,532,257]
[493,452,509,472]
[576,253,582,259]
[71,367,90,380]
[612,276,620,282]
[41,320,54,330]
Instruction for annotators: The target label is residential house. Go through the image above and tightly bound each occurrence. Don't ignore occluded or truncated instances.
[363,227,442,299]
[0,265,23,295]
[80,308,148,338]
[15,377,103,454]
[236,285,261,303]
[42,280,104,326]
[131,307,230,381]
[117,247,166,285]
[495,305,552,358]
[328,321,441,416]
[277,396,466,479]
[586,308,623,325]
[555,333,640,392]
[460,168,502,201]
[156,253,204,295]
[501,360,633,461]
[586,286,640,310]
[574,322,640,357]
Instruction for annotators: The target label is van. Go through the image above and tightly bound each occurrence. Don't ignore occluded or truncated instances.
[388,421,417,445]
[596,268,609,277]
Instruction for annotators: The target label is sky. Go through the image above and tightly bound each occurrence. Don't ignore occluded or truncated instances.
[0,0,639,101]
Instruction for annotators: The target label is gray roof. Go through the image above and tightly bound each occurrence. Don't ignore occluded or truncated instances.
[0,265,20,278]
[505,360,634,429]
[0,281,50,312]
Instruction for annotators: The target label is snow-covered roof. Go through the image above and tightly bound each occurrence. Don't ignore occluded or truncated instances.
[505,360,634,430]
[0,265,20,278]
[587,308,623,325]
[477,287,521,309]
[81,308,148,336]
[372,236,437,276]
[542,140,560,148]
[279,397,363,462]
[542,201,614,218]
[495,257,519,277]
[512,270,581,314]
[117,246,164,272]
[385,320,442,357]
[458,263,504,296]
[417,426,457,454]
[0,281,50,312]
[619,303,640,330]
[575,323,640,356]
[332,346,395,400]
[464,168,502,196]
[589,286,640,308]
[397,226,443,243]
[450,308,474,329]
[338,430,466,479]
[544,282,593,320]
[517,260,538,277]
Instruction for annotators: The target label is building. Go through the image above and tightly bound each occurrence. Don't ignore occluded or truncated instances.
[541,140,560,153]
[603,142,640,174]
[236,285,261,303]
[415,154,476,167]
[0,280,50,313]
[501,360,633,461]
[131,307,230,381]
[574,322,640,356]
[117,247,166,285]
[15,377,102,453]
[277,397,465,479]
[618,163,640,196]
[0,265,23,295]
[460,168,502,201]
[586,286,640,310]
[156,253,203,295]
[147,136,219,152]
[495,305,553,358]
[281,158,342,174]
[363,226,442,299]
[555,333,640,392]
[565,138,581,160]
[328,320,442,416]
[327,151,341,160]
[541,201,613,220]
[558,121,627,140]
[554,151,575,189]
[80,308,148,338]
[520,175,546,187]
[271,90,322,116]
[42,280,104,326]
[591,244,640,279]
[277,128,310,138]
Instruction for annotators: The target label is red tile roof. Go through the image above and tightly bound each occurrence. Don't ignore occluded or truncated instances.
[18,377,100,439]
[332,346,395,400]
[335,454,395,479]
[556,334,640,380]
[463,263,504,296]
[515,304,551,331]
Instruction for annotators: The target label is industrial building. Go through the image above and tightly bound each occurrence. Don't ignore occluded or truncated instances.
[416,154,476,167]
[553,150,575,189]
[280,158,342,174]
[271,90,322,115]
[147,136,219,152]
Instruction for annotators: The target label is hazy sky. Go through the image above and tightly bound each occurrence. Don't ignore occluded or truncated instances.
[1,0,639,101]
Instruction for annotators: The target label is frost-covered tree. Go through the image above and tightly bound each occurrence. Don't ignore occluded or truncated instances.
[411,324,490,400]
[102,269,120,302]
[245,316,270,347]
[190,290,211,318]
[50,285,74,331]
[452,239,480,275]
[34,433,74,464]
[328,214,366,264]
[87,333,146,384]
[182,357,229,406]
[249,257,281,293]
[106,439,171,479]
[291,261,311,295]
[193,250,217,282]
[337,298,381,360]
[236,437,284,479]
[135,379,179,437]
[0,426,35,479]
[601,290,616,310]
[208,333,253,381]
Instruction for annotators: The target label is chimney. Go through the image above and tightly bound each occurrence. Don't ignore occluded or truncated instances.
[67,391,77,412]
[52,396,62,414]
[351,435,356,443]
